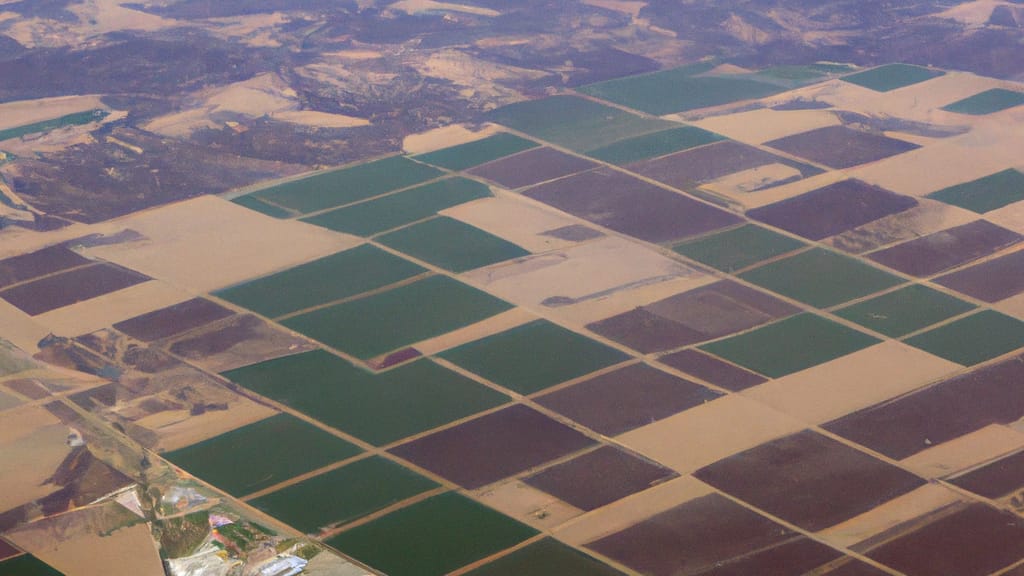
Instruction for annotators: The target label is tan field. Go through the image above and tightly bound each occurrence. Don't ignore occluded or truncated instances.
[720,170,847,209]
[986,198,1024,234]
[818,484,964,547]
[996,291,1024,321]
[825,199,978,253]
[403,123,501,154]
[742,342,960,424]
[31,281,193,338]
[0,299,50,353]
[701,163,804,198]
[0,406,71,510]
[935,0,1017,26]
[691,108,841,144]
[414,308,536,356]
[390,0,501,17]
[900,424,1024,479]
[474,479,584,531]
[0,95,106,132]
[442,195,593,253]
[139,401,275,453]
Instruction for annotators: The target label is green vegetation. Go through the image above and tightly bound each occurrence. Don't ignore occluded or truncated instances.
[466,538,625,576]
[0,555,64,576]
[700,314,880,378]
[0,109,107,142]
[378,216,529,272]
[214,245,425,318]
[251,156,443,214]
[326,492,538,576]
[301,177,492,236]
[926,169,1024,214]
[484,95,670,152]
[414,133,539,170]
[739,248,904,308]
[251,457,439,532]
[282,275,513,359]
[440,320,631,395]
[230,195,292,218]
[578,67,786,115]
[834,284,976,338]
[752,63,859,85]
[841,64,945,92]
[672,224,807,272]
[904,310,1024,366]
[223,351,510,445]
[162,414,362,496]
[158,511,210,558]
[941,88,1024,115]
[585,126,725,165]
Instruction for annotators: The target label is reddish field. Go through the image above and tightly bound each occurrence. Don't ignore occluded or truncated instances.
[0,264,149,316]
[764,125,920,169]
[0,245,92,289]
[694,430,924,531]
[113,298,235,342]
[388,404,595,489]
[523,168,742,243]
[467,147,597,189]
[656,349,767,391]
[824,352,1024,459]
[934,249,1024,302]
[949,449,1024,499]
[587,280,799,353]
[523,445,677,511]
[748,179,918,241]
[867,220,1021,277]
[627,140,820,190]
[534,363,722,436]
[4,380,49,400]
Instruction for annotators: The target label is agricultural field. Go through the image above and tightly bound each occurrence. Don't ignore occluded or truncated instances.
[584,126,725,166]
[414,133,539,171]
[841,63,946,92]
[834,284,976,337]
[926,169,1024,213]
[0,109,107,143]
[942,88,1024,115]
[672,224,807,272]
[464,538,624,576]
[377,216,530,273]
[903,310,1024,366]
[0,554,64,575]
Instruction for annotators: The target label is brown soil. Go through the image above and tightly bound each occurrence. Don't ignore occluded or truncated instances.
[468,147,597,189]
[764,125,920,169]
[0,245,92,289]
[656,349,767,391]
[0,263,149,316]
[627,140,818,190]
[4,379,49,400]
[934,248,1024,302]
[113,298,236,342]
[949,449,1024,499]
[826,199,977,254]
[167,314,318,373]
[867,219,1021,277]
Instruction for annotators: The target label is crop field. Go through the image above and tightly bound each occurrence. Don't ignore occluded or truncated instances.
[467,147,597,189]
[584,126,725,165]
[0,109,106,142]
[249,456,438,533]
[326,492,538,576]
[942,88,1024,115]
[229,194,292,218]
[223,351,510,445]
[949,450,1024,499]
[935,249,1024,302]
[162,413,362,496]
[214,244,425,318]
[535,363,722,435]
[656,349,767,391]
[699,313,881,378]
[414,132,539,170]
[247,156,444,214]
[841,63,945,92]
[439,320,630,395]
[903,310,1024,366]
[0,554,63,575]
[0,263,150,316]
[866,220,1021,277]
[465,538,625,576]
[739,248,904,308]
[112,298,234,342]
[834,284,976,337]
[483,95,670,152]
[764,125,920,169]
[300,177,492,236]
[378,216,530,273]
[0,246,92,289]
[672,224,807,272]
[926,169,1024,213]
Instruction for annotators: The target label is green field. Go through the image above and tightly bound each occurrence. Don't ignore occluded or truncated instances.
[578,67,786,115]
[440,320,631,395]
[0,109,106,142]
[162,414,362,497]
[378,216,530,272]
[672,224,807,272]
[585,126,725,165]
[751,63,859,85]
[223,351,510,445]
[214,245,425,318]
[250,156,443,214]
[326,492,538,576]
[700,314,881,378]
[301,177,492,236]
[841,63,945,92]
[739,248,905,308]
[834,284,976,338]
[466,538,624,576]
[484,95,670,152]
[230,194,293,218]
[903,310,1024,366]
[282,275,513,359]
[925,169,1024,214]
[941,88,1024,115]
[250,456,439,533]
[414,133,539,170]
[0,555,63,576]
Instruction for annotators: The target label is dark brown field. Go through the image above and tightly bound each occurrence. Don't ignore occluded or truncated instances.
[700,538,844,576]
[113,298,236,342]
[0,264,149,316]
[867,220,1022,277]
[522,445,677,511]
[656,349,767,391]
[0,539,17,561]
[524,167,742,243]
[0,245,92,289]
[627,140,820,190]
[934,249,1024,302]
[824,353,1024,459]
[764,125,920,169]
[167,314,318,372]
[948,449,1024,499]
[467,147,597,189]
[388,404,595,489]
[587,280,799,353]
[3,379,49,400]
[748,179,918,241]
[535,363,722,436]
